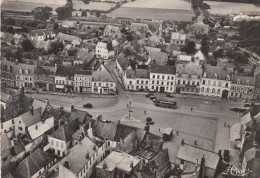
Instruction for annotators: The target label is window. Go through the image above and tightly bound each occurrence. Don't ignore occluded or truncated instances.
[153,75,155,79]
[25,70,29,75]
[213,81,216,86]
[110,84,113,87]
[18,126,23,131]
[208,80,211,85]
[202,80,205,85]
[161,82,164,85]
[206,88,210,93]
[162,76,164,80]
[157,81,159,85]
[171,82,173,85]
[218,82,221,86]
[157,75,159,79]
[56,141,59,147]
[217,89,220,94]
[137,80,139,84]
[129,81,132,84]
[51,140,54,145]
[19,69,23,74]
[152,81,154,84]
[16,75,20,80]
[141,81,144,84]
[168,76,170,80]
[212,88,216,93]
[183,80,186,85]
[61,143,64,148]
[225,83,228,88]
[201,87,204,92]
[178,80,180,84]
[146,81,148,84]
[171,76,174,80]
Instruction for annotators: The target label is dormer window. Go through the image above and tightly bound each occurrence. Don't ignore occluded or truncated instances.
[19,69,23,74]
[214,73,217,79]
[203,72,206,78]
[226,75,230,80]
[25,69,29,75]
[246,80,250,86]
[237,79,240,85]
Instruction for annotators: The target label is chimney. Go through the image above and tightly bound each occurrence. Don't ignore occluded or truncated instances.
[181,139,184,145]
[11,139,14,147]
[30,106,34,115]
[60,106,64,113]
[71,105,75,112]
[116,120,120,125]
[46,99,49,105]
[0,105,4,119]
[194,140,197,145]
[64,161,70,169]
[93,145,96,151]
[86,152,90,159]
[103,161,107,169]
[201,154,205,167]
[96,115,102,121]
[130,161,134,169]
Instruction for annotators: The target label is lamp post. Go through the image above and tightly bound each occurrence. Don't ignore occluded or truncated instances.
[126,101,133,120]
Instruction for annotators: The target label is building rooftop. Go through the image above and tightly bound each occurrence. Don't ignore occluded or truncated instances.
[176,143,220,170]
[68,109,92,124]
[50,120,79,142]
[92,65,115,83]
[60,137,97,175]
[55,65,76,78]
[56,32,81,43]
[130,23,149,32]
[16,148,54,178]
[150,65,176,75]
[30,28,53,37]
[125,69,149,79]
[149,51,168,66]
[203,64,232,80]
[93,119,118,140]
[232,75,255,86]
[96,151,141,173]
[17,107,42,127]
[31,99,48,116]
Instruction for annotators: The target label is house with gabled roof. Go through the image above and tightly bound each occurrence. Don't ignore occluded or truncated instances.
[54,65,76,93]
[103,25,121,38]
[96,42,115,60]
[48,120,79,157]
[14,107,42,137]
[124,68,150,91]
[16,148,55,178]
[30,28,55,41]
[59,136,107,178]
[170,32,187,46]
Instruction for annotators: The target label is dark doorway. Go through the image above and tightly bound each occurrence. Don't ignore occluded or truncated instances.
[176,87,181,94]
[222,90,229,99]
[160,87,165,93]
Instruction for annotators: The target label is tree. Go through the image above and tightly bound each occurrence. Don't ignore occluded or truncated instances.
[33,6,52,21]
[184,41,196,55]
[81,10,87,17]
[48,41,64,54]
[14,48,23,63]
[201,35,209,57]
[21,39,34,52]
[53,22,59,34]
[56,2,73,20]
[7,26,14,34]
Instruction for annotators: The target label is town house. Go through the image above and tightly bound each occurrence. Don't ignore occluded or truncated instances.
[13,62,35,89]
[59,137,107,178]
[200,64,233,98]
[103,25,121,38]
[74,70,92,93]
[124,68,150,91]
[30,28,55,41]
[1,57,16,88]
[34,66,56,91]
[91,65,116,95]
[149,65,176,93]
[55,65,75,93]
[170,32,187,46]
[96,42,115,60]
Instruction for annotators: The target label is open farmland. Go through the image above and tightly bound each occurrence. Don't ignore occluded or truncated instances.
[1,0,64,12]
[73,1,117,11]
[107,0,194,21]
[107,7,194,21]
[205,1,260,15]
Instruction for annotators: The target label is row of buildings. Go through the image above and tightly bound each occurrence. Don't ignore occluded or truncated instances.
[116,47,260,100]
[1,57,116,95]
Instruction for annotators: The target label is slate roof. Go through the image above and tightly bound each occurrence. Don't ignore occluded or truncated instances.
[18,107,42,127]
[150,65,176,75]
[232,75,255,86]
[114,124,146,143]
[203,64,232,80]
[28,117,54,140]
[35,67,54,76]
[1,133,12,152]
[55,65,76,78]
[171,32,186,41]
[68,109,92,124]
[60,137,97,175]
[76,49,95,64]
[125,69,149,79]
[92,120,118,140]
[142,133,163,152]
[149,149,170,172]
[176,63,203,75]
[92,65,115,82]
[103,25,120,35]
[74,70,92,76]
[117,55,132,70]
[56,32,81,43]
[12,63,35,76]
[176,144,220,170]
[16,148,54,177]
[50,120,79,142]
[31,99,47,116]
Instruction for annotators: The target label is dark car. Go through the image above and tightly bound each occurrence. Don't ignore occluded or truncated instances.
[83,103,93,108]
[224,150,230,162]
[166,93,174,97]
[150,95,157,100]
[146,94,154,98]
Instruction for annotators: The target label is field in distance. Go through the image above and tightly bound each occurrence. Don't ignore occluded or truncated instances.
[205,1,260,15]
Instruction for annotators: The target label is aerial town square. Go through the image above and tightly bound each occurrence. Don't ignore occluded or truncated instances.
[1,0,260,177]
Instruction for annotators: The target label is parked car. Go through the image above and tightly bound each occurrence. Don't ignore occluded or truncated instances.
[224,150,230,162]
[83,103,93,108]
[146,94,154,98]
[165,93,174,97]
[25,90,32,94]
[150,95,156,100]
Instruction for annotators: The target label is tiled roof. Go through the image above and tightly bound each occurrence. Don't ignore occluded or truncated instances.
[1,133,12,152]
[16,148,54,177]
[150,64,176,75]
[149,149,170,172]
[104,25,120,34]
[60,137,97,175]
[74,70,92,75]
[68,109,92,124]
[176,63,203,75]
[176,144,220,169]
[18,107,42,127]
[149,51,168,65]
[55,65,76,78]
[30,28,53,36]
[93,120,118,140]
[28,117,54,140]
[56,32,81,43]
[92,65,115,82]
[32,99,47,116]
[117,55,132,71]
[203,64,232,80]
[144,46,161,53]
[50,120,79,142]
[125,69,149,79]
[232,75,255,86]
[35,67,55,76]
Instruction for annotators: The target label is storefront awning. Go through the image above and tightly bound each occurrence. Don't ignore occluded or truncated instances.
[56,85,64,89]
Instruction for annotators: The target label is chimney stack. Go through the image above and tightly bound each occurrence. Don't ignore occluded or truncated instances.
[64,161,70,168]
[194,140,197,145]
[46,99,49,105]
[35,124,38,130]
[71,105,75,112]
[130,161,134,169]
[86,152,89,159]
[30,106,34,115]
[181,139,184,145]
